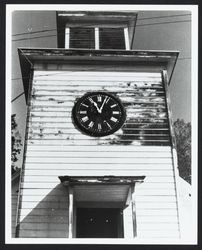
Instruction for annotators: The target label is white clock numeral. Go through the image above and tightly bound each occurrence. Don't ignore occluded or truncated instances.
[79,110,87,114]
[81,103,89,108]
[97,95,102,102]
[98,123,102,130]
[105,97,110,104]
[88,97,94,104]
[88,121,94,128]
[82,116,89,122]
[111,104,117,108]
[110,117,118,123]
[104,121,112,129]
[112,111,120,114]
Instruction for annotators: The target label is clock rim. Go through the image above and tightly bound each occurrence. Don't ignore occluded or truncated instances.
[72,91,126,137]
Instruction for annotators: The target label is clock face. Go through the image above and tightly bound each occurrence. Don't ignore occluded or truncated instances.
[72,92,126,137]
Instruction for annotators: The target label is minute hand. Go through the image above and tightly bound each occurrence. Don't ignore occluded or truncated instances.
[98,96,108,113]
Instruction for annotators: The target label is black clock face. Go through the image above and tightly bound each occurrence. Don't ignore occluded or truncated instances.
[72,92,126,137]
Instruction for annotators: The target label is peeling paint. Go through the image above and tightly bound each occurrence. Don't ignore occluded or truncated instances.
[28,71,170,147]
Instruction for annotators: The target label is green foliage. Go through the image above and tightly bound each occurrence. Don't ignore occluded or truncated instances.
[173,119,191,184]
[12,114,22,174]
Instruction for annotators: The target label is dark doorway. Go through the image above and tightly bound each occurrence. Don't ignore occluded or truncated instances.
[76,208,123,238]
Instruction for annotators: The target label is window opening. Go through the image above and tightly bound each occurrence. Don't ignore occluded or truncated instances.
[69,27,95,49]
[67,26,128,50]
[99,27,126,49]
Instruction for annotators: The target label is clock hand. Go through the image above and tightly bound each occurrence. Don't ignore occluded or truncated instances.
[89,98,101,113]
[99,96,108,113]
[93,102,101,113]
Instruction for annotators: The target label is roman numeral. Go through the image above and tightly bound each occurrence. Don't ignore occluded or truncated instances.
[79,110,87,114]
[97,95,102,102]
[110,117,118,123]
[82,116,89,122]
[104,121,112,129]
[88,121,94,128]
[111,104,117,108]
[112,111,120,114]
[81,103,89,108]
[88,97,94,103]
[105,97,110,104]
[98,123,102,130]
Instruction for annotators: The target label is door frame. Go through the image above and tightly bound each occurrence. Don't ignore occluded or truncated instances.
[59,175,145,238]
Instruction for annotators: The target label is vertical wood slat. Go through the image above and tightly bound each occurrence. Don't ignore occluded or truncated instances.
[123,187,133,238]
[162,70,176,149]
[124,27,130,50]
[65,27,70,49]
[162,70,181,237]
[68,186,74,238]
[15,68,34,238]
[95,27,99,49]
[131,184,137,238]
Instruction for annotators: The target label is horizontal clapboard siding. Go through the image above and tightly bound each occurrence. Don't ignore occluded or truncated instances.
[29,71,169,146]
[25,158,172,164]
[21,182,177,190]
[20,187,176,196]
[17,70,180,239]
[25,151,172,158]
[25,145,171,151]
[20,201,178,211]
[20,194,177,203]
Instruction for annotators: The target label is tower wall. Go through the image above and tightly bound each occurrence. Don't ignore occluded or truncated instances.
[16,66,180,238]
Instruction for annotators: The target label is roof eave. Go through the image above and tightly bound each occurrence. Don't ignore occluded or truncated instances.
[18,48,179,103]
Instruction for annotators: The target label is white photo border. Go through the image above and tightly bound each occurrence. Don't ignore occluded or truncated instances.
[6,4,198,245]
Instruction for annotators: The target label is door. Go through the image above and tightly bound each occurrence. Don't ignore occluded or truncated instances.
[76,208,123,238]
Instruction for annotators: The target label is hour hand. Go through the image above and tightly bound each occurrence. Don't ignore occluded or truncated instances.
[94,102,101,113]
[89,98,101,113]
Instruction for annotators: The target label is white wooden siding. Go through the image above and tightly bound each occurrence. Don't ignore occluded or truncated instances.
[17,70,180,239]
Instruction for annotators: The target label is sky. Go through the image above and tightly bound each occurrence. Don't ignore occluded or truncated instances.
[9,5,196,169]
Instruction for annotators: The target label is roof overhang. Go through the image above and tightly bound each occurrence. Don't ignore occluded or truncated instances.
[59,176,145,205]
[58,175,146,186]
[18,48,179,103]
[57,11,138,23]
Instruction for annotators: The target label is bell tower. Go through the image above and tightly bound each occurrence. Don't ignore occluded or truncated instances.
[16,11,181,240]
